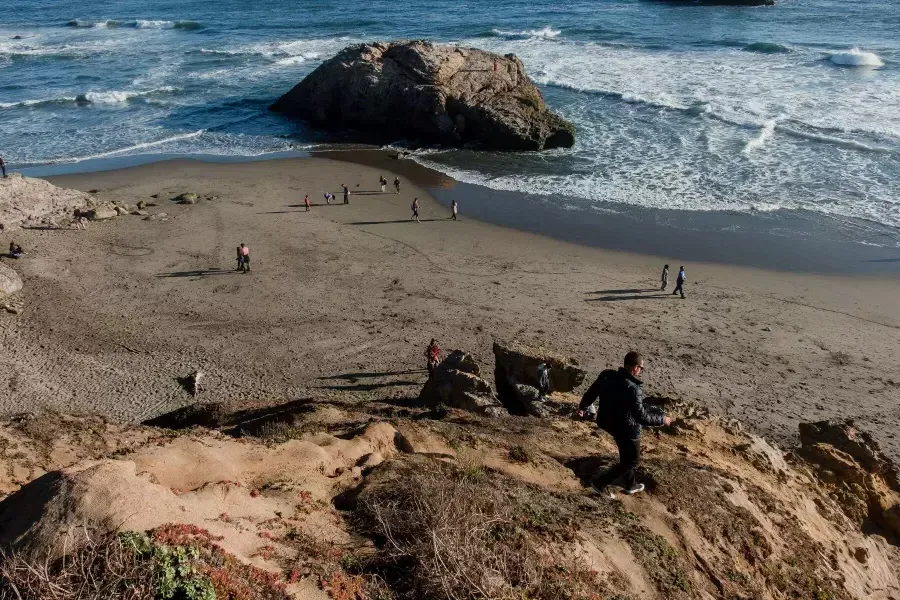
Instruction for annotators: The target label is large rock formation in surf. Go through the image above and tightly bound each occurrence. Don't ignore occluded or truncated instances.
[271,40,576,151]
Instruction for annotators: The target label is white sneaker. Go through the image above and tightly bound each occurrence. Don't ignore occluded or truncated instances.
[624,483,645,495]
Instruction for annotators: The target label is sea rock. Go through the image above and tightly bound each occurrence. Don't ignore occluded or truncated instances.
[419,350,505,416]
[0,173,94,231]
[271,40,576,151]
[0,264,23,299]
[136,200,147,210]
[493,339,586,393]
[114,206,129,216]
[176,192,197,205]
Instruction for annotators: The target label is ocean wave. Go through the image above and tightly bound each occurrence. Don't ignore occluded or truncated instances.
[27,131,207,165]
[742,42,791,54]
[64,19,202,30]
[491,26,561,40]
[1,87,179,109]
[828,48,884,68]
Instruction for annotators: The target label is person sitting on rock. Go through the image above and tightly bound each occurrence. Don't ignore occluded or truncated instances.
[578,351,671,498]
[8,242,23,258]
[426,339,441,375]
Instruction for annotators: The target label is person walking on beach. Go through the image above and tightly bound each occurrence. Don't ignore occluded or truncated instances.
[379,175,387,193]
[239,243,250,273]
[577,351,671,498]
[450,199,458,221]
[672,266,686,299]
[304,194,311,212]
[394,176,401,194]
[660,264,669,291]
[0,156,6,178]
[411,197,420,223]
[342,184,350,205]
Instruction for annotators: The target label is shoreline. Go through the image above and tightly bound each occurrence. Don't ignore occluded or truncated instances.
[22,148,899,276]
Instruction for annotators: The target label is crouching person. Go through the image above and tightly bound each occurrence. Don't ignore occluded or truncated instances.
[578,351,670,498]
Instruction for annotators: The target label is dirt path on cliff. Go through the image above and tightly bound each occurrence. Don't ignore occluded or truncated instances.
[1,156,898,459]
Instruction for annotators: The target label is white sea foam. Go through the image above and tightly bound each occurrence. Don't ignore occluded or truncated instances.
[76,87,178,104]
[743,118,777,153]
[493,26,561,39]
[829,48,884,68]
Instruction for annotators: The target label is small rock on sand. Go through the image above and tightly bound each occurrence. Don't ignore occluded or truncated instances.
[0,264,23,299]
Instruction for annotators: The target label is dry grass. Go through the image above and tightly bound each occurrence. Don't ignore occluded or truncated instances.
[353,456,605,600]
[0,530,155,600]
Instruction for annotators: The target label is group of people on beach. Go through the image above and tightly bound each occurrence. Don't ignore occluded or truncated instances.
[299,174,460,223]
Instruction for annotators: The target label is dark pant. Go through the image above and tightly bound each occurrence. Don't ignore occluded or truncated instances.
[591,435,640,490]
[1,165,5,177]
[673,281,685,297]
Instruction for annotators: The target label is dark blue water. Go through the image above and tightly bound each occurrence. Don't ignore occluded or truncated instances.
[2,0,899,238]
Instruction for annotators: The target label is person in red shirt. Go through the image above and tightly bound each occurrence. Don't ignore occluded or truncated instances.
[426,339,441,375]
[304,194,310,212]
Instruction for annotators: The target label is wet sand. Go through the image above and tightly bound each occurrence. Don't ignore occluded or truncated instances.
[1,154,898,459]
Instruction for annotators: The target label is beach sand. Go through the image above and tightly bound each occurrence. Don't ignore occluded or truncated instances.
[2,154,898,458]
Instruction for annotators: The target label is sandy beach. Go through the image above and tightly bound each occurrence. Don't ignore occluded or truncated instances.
[1,153,899,459]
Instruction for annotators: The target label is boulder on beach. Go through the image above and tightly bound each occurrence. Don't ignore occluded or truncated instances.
[0,173,94,231]
[493,340,586,392]
[85,207,117,221]
[271,40,576,151]
[419,350,505,416]
[0,264,23,299]
[175,192,198,205]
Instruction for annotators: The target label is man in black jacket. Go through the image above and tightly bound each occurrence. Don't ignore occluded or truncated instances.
[577,351,671,497]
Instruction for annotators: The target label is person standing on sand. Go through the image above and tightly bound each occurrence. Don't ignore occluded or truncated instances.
[672,266,686,299]
[660,264,669,291]
[577,351,671,498]
[0,156,6,178]
[342,184,350,205]
[304,194,310,212]
[379,175,387,192]
[236,246,243,271]
[394,176,401,194]
[411,197,420,223]
[239,243,250,273]
[450,199,458,220]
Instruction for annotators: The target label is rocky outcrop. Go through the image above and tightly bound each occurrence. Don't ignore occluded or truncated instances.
[0,264,23,299]
[271,40,576,151]
[419,351,505,416]
[0,174,93,231]
[493,340,586,392]
[797,420,900,538]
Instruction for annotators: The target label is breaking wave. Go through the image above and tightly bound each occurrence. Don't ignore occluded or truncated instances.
[491,26,561,40]
[1,87,179,109]
[829,48,884,68]
[64,19,202,30]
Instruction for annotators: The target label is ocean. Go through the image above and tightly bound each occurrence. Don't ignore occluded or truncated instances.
[2,0,899,245]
